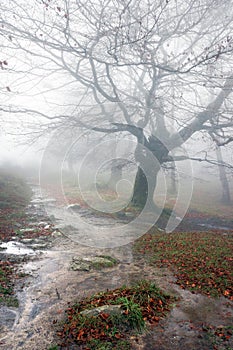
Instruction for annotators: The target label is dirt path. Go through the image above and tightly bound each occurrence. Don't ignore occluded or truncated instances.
[0,185,232,349]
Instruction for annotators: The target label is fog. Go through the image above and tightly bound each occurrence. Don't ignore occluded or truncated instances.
[0,0,232,221]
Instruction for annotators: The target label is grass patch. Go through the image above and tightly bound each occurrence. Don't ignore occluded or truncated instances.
[0,261,19,307]
[0,169,33,306]
[56,280,175,349]
[0,257,29,308]
[134,231,233,299]
[0,170,32,241]
[91,256,118,270]
[0,170,31,209]
[0,295,19,307]
[203,325,233,350]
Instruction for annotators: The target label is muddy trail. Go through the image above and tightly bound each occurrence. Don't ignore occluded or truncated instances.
[0,185,232,350]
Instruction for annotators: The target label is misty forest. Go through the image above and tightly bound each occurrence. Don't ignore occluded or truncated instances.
[0,1,233,349]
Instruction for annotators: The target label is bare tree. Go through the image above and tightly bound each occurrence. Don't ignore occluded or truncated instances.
[1,0,233,208]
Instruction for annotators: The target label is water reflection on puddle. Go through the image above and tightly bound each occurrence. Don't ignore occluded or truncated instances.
[0,241,36,255]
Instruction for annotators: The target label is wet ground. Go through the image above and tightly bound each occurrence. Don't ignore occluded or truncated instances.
[0,185,232,349]
[174,210,233,233]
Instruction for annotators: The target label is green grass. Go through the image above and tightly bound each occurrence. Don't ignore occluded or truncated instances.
[0,295,19,307]
[91,256,118,270]
[0,170,32,209]
[56,280,175,349]
[134,231,233,299]
[114,296,145,331]
[0,169,32,241]
[48,346,59,350]
[0,169,32,306]
[0,263,19,307]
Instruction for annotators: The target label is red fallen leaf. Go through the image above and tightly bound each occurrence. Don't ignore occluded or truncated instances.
[99,312,109,320]
[223,290,230,296]
[77,329,85,340]
[152,316,160,321]
[115,333,122,339]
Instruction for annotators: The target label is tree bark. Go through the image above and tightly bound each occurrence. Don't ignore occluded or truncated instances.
[130,134,167,209]
[131,165,159,209]
[169,162,177,195]
[131,166,148,208]
[216,147,231,205]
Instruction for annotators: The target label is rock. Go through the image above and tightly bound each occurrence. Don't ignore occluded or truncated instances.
[37,221,49,226]
[81,304,122,317]
[70,258,90,271]
[19,228,35,234]
[31,243,49,250]
[67,203,81,211]
[51,230,62,237]
[0,307,18,329]
[125,211,136,218]
[20,238,36,244]
[70,255,118,271]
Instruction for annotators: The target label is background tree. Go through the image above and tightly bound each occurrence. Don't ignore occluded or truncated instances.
[1,0,233,209]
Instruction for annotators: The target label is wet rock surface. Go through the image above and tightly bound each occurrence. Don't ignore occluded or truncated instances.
[81,304,122,317]
[70,255,118,271]
[0,307,18,331]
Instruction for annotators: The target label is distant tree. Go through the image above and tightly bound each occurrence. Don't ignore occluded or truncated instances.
[1,0,233,209]
[215,145,231,205]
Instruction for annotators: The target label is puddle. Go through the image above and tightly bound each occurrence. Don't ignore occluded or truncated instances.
[198,223,232,230]
[31,198,56,205]
[45,204,156,248]
[0,241,36,256]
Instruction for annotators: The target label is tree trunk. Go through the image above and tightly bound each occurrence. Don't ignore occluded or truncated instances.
[108,164,123,190]
[131,166,148,208]
[130,163,160,209]
[216,147,231,205]
[130,134,168,210]
[169,162,177,195]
